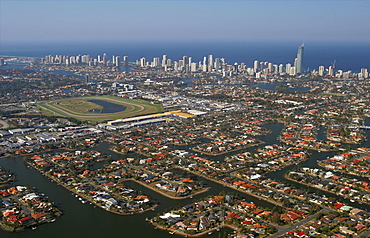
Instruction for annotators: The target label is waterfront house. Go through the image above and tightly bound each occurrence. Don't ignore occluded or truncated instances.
[18,216,34,225]
[199,217,210,230]
[187,222,199,231]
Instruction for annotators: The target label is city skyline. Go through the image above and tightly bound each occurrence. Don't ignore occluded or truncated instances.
[1,0,370,43]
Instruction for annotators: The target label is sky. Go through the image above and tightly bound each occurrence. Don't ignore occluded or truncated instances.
[1,0,370,43]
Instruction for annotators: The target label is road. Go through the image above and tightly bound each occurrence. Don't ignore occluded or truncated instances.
[39,96,147,119]
[0,120,10,129]
[268,208,331,238]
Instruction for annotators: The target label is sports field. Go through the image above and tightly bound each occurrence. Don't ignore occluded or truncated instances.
[37,96,163,122]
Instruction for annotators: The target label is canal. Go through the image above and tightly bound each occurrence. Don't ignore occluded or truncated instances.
[1,121,369,237]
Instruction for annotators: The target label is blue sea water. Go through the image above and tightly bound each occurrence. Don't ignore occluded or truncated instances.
[1,40,369,72]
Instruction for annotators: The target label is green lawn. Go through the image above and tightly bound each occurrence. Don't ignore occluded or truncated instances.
[37,96,163,122]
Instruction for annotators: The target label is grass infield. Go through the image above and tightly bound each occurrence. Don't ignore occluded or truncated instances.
[37,96,163,122]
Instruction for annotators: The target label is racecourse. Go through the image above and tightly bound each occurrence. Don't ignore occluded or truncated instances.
[37,96,162,122]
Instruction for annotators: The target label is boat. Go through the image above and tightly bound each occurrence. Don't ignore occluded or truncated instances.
[350,199,355,203]
[208,232,213,235]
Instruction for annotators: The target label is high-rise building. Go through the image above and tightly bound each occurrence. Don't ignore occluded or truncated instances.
[190,62,197,72]
[182,56,188,66]
[152,57,160,67]
[268,62,273,73]
[214,58,220,71]
[178,60,184,68]
[253,60,259,73]
[361,68,369,78]
[296,44,304,74]
[234,62,239,74]
[103,53,107,66]
[278,64,284,74]
[202,57,207,72]
[115,56,120,67]
[140,57,146,67]
[286,63,292,74]
[318,66,325,76]
[162,55,167,67]
[166,59,172,66]
[290,66,296,76]
[208,55,213,67]
[328,66,334,76]
[123,56,129,67]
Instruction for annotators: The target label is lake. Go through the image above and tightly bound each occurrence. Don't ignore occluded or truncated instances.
[88,100,126,113]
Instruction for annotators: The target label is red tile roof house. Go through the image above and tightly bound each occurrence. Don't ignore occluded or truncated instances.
[354,224,365,231]
[287,231,309,238]
[18,216,34,225]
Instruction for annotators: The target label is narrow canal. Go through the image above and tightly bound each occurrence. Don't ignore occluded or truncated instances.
[0,142,233,238]
[1,121,369,238]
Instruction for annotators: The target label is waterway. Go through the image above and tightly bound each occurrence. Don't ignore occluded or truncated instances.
[88,100,126,113]
[0,142,232,238]
[1,123,369,237]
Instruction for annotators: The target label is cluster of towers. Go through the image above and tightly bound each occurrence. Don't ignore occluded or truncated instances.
[252,44,304,77]
[137,54,229,74]
[40,44,368,79]
[136,44,306,78]
[43,53,129,68]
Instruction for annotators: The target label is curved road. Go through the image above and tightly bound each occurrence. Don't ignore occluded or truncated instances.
[39,97,151,119]
[0,120,10,129]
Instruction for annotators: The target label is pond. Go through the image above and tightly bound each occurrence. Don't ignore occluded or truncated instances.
[88,100,126,113]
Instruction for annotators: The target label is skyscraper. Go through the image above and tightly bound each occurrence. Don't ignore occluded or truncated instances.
[103,53,107,66]
[115,56,120,67]
[296,44,304,74]
[182,56,188,66]
[253,60,259,73]
[318,65,325,76]
[162,55,167,67]
[123,56,129,67]
[140,57,146,67]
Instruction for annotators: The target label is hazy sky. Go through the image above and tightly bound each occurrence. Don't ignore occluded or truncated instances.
[1,0,370,43]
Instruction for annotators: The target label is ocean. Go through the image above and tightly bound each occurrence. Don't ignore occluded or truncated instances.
[1,40,369,72]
